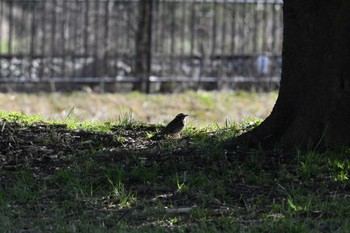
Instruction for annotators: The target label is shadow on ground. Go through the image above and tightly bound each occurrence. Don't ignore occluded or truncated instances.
[0,120,349,232]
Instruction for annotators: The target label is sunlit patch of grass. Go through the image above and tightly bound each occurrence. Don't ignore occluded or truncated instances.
[330,158,350,182]
[0,111,44,124]
[0,110,114,133]
[184,121,241,149]
[0,90,277,127]
[196,91,216,109]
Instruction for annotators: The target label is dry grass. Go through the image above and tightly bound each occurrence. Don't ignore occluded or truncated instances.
[0,90,277,126]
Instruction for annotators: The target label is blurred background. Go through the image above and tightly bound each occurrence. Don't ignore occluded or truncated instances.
[0,0,282,125]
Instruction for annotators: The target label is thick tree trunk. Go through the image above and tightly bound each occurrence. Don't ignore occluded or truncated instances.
[225,1,350,149]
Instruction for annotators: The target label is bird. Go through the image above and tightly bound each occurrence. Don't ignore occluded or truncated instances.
[151,113,188,139]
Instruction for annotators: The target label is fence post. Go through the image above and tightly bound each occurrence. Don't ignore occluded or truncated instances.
[134,0,153,93]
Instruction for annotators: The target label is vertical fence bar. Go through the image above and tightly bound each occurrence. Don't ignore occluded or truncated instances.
[190,1,195,76]
[237,2,243,55]
[72,0,79,77]
[180,0,186,76]
[147,0,153,93]
[271,0,277,53]
[279,3,283,52]
[83,0,90,77]
[0,0,3,55]
[152,0,157,59]
[253,1,258,54]
[18,3,26,79]
[180,0,185,57]
[61,0,67,77]
[122,3,126,54]
[274,1,283,53]
[126,3,131,52]
[8,0,13,78]
[0,0,3,79]
[50,0,57,78]
[230,2,236,55]
[211,0,217,57]
[262,0,268,53]
[103,0,110,76]
[170,1,176,55]
[8,0,13,55]
[39,0,47,79]
[170,1,176,74]
[241,0,247,54]
[29,0,36,79]
[113,1,119,77]
[160,1,166,75]
[220,0,228,78]
[93,0,100,77]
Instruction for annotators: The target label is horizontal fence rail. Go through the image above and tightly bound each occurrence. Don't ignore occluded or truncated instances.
[0,0,283,91]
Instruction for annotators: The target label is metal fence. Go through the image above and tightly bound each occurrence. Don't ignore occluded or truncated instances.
[0,0,283,91]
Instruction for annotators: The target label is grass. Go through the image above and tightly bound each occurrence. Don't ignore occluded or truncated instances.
[0,92,349,232]
[0,39,10,53]
[0,90,277,126]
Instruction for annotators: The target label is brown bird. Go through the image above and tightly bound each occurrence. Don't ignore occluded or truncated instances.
[152,113,188,139]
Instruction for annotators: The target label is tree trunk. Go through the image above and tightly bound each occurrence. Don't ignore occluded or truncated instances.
[225,1,350,149]
[133,0,152,93]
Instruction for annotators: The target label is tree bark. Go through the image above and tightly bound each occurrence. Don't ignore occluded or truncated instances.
[225,1,350,149]
[134,0,152,93]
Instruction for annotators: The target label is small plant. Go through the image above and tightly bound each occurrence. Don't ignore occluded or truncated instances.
[118,110,135,126]
[115,135,127,143]
[106,168,136,208]
[296,150,322,179]
[331,159,349,182]
[64,106,76,121]
[287,197,305,212]
[107,178,136,208]
[176,173,189,193]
